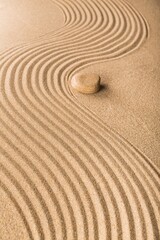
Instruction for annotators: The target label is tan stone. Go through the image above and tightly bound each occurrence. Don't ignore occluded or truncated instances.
[71,73,100,94]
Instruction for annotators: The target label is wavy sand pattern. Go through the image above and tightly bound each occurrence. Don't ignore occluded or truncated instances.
[0,0,160,239]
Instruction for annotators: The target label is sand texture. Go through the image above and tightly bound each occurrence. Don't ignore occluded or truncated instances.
[0,0,160,239]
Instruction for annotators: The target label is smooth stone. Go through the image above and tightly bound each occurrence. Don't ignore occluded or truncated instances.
[71,73,100,94]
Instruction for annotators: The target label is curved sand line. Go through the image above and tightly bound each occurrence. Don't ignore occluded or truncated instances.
[0,0,159,239]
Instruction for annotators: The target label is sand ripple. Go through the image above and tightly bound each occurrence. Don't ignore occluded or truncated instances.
[0,0,159,239]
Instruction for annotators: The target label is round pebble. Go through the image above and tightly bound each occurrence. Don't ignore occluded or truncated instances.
[71,73,100,94]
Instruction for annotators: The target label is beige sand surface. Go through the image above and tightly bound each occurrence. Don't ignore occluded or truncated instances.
[0,0,159,239]
[0,0,64,51]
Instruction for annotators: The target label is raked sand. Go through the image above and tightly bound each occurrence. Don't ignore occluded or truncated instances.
[0,0,160,239]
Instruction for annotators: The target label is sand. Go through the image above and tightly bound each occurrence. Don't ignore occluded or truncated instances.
[0,0,159,239]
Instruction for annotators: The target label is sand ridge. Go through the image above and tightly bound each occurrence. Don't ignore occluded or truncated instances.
[0,0,159,239]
